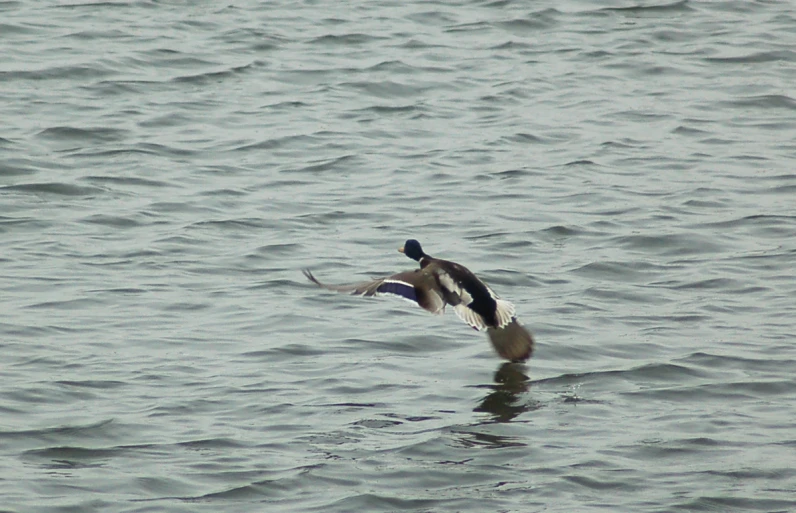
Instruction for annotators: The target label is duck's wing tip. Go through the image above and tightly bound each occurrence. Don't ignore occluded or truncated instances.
[494,299,516,328]
[303,268,338,289]
[303,270,375,294]
[453,303,489,331]
[302,268,320,285]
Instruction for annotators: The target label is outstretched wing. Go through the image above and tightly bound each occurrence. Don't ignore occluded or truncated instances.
[303,269,445,314]
[433,264,515,331]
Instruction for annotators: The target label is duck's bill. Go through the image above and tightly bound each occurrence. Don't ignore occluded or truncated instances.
[398,246,405,253]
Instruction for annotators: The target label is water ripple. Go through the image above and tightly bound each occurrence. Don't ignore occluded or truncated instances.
[2,0,795,511]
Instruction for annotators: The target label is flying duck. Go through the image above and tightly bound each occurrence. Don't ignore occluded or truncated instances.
[303,239,534,362]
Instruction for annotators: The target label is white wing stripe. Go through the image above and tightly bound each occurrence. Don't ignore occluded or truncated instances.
[453,304,488,331]
[437,271,473,305]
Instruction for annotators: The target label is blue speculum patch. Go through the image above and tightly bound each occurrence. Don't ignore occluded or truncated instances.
[377,281,417,302]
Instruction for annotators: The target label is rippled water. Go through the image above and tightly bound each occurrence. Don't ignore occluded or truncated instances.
[2,1,796,512]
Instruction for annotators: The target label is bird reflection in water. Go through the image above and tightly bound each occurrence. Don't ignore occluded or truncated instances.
[474,362,539,423]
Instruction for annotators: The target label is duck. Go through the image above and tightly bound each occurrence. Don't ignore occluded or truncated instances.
[303,239,534,362]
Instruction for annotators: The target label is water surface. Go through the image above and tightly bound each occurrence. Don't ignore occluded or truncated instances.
[2,1,795,512]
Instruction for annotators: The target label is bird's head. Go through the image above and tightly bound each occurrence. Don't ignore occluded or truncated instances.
[398,239,425,261]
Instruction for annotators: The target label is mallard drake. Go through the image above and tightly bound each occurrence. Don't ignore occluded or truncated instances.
[303,239,534,362]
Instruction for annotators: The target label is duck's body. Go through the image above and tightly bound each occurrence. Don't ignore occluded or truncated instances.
[303,240,534,362]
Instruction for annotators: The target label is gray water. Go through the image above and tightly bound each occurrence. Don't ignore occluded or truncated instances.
[2,1,796,512]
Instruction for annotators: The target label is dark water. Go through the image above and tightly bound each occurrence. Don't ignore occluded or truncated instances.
[2,1,796,512]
